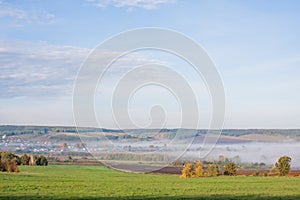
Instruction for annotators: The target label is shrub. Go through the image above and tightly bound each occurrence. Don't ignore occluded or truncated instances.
[206,164,219,177]
[224,162,237,176]
[269,166,279,176]
[0,160,19,173]
[0,161,5,172]
[20,154,30,165]
[0,152,20,165]
[253,171,259,176]
[6,161,19,173]
[39,155,48,166]
[29,155,48,166]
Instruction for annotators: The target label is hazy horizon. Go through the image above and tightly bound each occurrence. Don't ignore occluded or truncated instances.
[1,124,300,130]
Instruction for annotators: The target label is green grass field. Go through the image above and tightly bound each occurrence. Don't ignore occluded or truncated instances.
[0,165,300,199]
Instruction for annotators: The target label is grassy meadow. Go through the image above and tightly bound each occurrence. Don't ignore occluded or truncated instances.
[0,165,300,199]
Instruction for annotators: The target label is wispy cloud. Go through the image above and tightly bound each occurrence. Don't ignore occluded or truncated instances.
[0,40,173,98]
[87,0,176,10]
[0,2,57,27]
[0,7,27,19]
[0,40,90,98]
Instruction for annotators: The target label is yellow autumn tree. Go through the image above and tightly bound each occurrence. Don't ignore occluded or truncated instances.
[206,164,219,177]
[180,162,194,178]
[194,161,204,177]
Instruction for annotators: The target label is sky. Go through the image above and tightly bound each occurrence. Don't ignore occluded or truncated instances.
[0,0,300,128]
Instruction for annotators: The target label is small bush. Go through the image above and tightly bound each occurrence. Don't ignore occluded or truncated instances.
[206,164,219,177]
[0,160,19,173]
[269,166,279,176]
[39,155,48,166]
[224,162,237,176]
[20,154,30,165]
[253,171,259,176]
[29,155,48,166]
[0,152,20,165]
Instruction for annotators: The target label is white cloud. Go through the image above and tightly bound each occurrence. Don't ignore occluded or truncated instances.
[0,2,57,26]
[0,39,173,98]
[0,7,27,19]
[0,40,90,98]
[87,0,176,10]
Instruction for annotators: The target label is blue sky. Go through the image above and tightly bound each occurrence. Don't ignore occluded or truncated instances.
[0,0,300,128]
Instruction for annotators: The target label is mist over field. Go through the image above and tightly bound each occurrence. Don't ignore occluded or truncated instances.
[1,125,299,169]
[89,140,300,168]
[79,141,300,167]
[185,142,300,168]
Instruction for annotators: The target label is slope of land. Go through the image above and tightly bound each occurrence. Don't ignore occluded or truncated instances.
[0,165,299,200]
[1,125,299,143]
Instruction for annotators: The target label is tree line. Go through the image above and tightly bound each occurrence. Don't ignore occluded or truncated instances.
[181,156,292,178]
[0,152,48,173]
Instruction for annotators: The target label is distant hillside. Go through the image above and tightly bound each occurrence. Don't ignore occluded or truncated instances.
[0,125,300,138]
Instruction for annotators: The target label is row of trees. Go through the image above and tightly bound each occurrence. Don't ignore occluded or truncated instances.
[181,161,236,178]
[181,156,292,178]
[19,154,48,166]
[0,152,48,173]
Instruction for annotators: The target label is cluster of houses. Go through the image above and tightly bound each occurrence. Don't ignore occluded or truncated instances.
[0,134,86,155]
